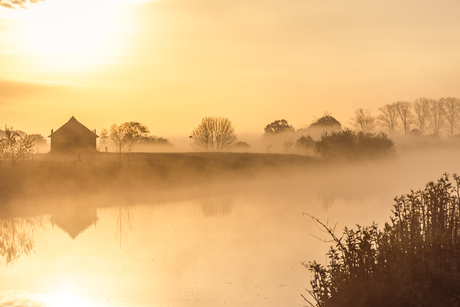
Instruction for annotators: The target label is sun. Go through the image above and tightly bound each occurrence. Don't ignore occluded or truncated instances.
[25,0,120,55]
[13,0,146,71]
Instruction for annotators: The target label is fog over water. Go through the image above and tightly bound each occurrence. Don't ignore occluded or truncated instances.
[0,147,459,306]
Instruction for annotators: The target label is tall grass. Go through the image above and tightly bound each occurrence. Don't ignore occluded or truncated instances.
[304,173,460,307]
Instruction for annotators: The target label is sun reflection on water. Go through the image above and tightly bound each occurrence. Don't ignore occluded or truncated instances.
[37,292,100,307]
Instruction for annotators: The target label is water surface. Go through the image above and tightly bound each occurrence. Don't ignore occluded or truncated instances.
[1,151,459,306]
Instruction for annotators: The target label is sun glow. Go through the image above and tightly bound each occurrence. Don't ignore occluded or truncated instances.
[39,294,96,307]
[25,0,114,54]
[11,0,148,71]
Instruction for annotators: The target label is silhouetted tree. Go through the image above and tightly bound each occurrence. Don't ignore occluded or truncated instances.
[263,119,295,136]
[413,97,432,135]
[429,99,445,136]
[282,139,295,153]
[377,103,399,132]
[28,133,47,153]
[234,141,251,149]
[109,122,150,163]
[395,101,413,135]
[315,129,355,160]
[0,126,34,166]
[139,136,174,147]
[410,128,422,136]
[295,135,315,156]
[350,109,375,132]
[316,129,394,161]
[191,117,237,152]
[29,134,47,147]
[441,97,460,137]
[98,128,109,151]
[309,113,342,130]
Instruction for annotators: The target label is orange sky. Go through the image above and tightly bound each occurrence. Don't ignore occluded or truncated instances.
[1,0,460,138]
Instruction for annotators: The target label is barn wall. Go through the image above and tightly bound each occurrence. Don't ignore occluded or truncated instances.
[51,135,97,153]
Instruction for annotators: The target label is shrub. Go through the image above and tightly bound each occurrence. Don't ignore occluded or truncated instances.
[315,129,395,161]
[0,126,34,166]
[304,174,460,307]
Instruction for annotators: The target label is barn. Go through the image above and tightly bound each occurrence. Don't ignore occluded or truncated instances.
[49,116,98,153]
[51,206,98,239]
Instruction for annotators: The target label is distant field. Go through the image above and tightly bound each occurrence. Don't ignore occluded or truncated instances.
[31,151,319,178]
[0,152,320,212]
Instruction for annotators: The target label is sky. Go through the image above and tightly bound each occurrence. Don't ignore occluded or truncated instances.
[1,0,460,138]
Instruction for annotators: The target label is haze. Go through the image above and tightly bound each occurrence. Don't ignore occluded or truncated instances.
[2,0,460,138]
[2,1,460,306]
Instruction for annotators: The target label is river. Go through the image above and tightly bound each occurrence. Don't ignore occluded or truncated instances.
[0,150,458,306]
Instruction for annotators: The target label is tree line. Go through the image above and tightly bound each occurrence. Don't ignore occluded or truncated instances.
[261,115,395,160]
[0,114,394,165]
[351,97,460,137]
[5,97,458,165]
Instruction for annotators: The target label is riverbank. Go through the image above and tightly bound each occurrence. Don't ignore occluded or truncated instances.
[0,152,320,213]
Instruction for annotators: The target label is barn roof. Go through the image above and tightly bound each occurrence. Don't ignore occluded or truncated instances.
[49,116,98,138]
[51,209,98,240]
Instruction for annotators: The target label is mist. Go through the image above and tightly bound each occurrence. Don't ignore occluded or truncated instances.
[1,124,460,307]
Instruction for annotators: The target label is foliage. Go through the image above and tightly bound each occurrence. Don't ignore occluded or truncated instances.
[28,134,47,146]
[109,122,150,163]
[296,135,315,156]
[309,114,342,130]
[234,141,251,149]
[315,129,395,161]
[304,174,460,307]
[0,125,35,166]
[191,117,238,152]
[139,135,174,147]
[264,119,295,136]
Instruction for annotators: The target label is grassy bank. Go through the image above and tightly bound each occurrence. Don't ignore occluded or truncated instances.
[0,152,319,212]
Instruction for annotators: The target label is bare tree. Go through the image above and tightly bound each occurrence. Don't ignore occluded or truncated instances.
[98,128,109,151]
[295,135,315,156]
[350,108,375,132]
[441,97,460,137]
[192,117,237,152]
[428,99,445,136]
[413,97,432,135]
[377,103,399,132]
[395,101,413,135]
[282,139,294,153]
[109,122,150,163]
